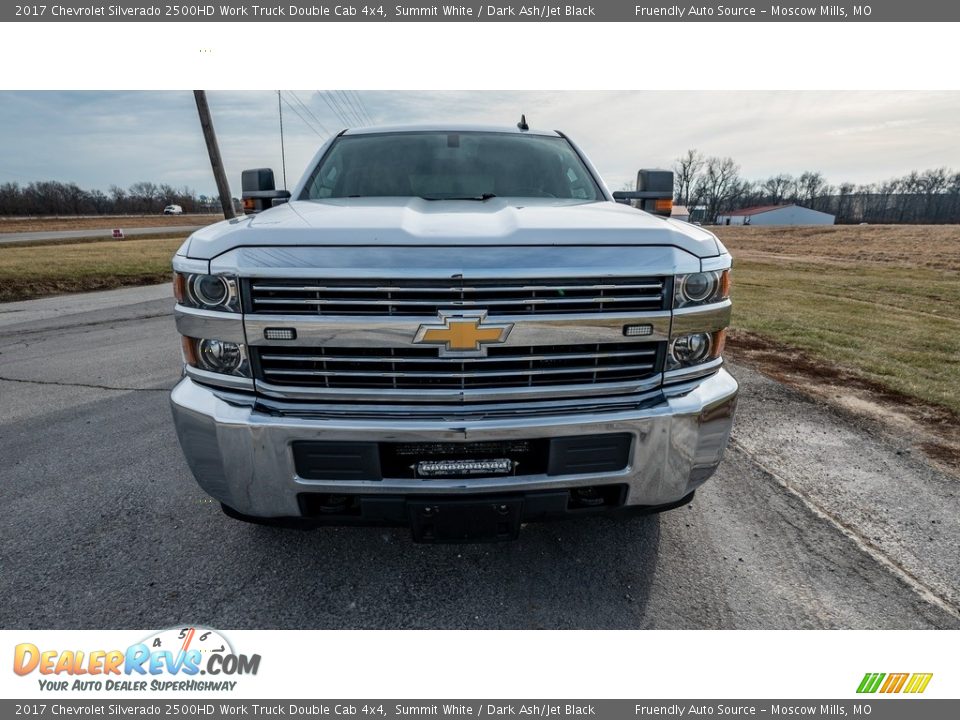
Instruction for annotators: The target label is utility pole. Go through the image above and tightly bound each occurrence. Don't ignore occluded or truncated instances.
[277,90,287,190]
[193,90,236,219]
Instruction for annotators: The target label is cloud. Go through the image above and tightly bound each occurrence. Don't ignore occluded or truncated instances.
[0,90,958,194]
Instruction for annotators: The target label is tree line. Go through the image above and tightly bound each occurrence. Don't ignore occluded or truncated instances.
[6,160,960,224]
[672,149,960,224]
[0,181,227,216]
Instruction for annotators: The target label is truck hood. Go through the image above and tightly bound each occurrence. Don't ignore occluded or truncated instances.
[180,197,722,261]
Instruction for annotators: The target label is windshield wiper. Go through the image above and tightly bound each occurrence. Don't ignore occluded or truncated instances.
[420,193,497,201]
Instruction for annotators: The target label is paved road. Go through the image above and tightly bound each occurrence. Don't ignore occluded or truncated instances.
[0,225,202,245]
[1,287,958,629]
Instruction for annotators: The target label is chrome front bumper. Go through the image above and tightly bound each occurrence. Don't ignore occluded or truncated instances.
[169,369,738,518]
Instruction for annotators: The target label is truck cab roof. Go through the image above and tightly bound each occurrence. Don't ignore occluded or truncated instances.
[341,124,562,137]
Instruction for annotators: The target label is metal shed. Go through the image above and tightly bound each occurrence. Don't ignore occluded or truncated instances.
[715,204,835,226]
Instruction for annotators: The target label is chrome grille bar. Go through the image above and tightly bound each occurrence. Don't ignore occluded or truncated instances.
[259,349,657,364]
[251,295,663,307]
[246,276,669,316]
[245,277,669,400]
[252,341,664,394]
[251,283,664,293]
[263,364,654,379]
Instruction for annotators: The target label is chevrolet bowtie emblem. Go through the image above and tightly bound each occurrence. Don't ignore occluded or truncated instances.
[413,311,514,357]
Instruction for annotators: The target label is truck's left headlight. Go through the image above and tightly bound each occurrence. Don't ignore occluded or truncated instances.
[174,272,241,313]
[674,270,730,308]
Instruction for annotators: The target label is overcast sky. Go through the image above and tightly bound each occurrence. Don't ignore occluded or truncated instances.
[1,90,958,196]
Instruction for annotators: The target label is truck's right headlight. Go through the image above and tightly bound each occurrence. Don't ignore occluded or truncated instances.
[173,272,241,313]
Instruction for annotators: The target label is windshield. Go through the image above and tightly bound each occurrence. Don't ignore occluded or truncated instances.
[300,131,602,201]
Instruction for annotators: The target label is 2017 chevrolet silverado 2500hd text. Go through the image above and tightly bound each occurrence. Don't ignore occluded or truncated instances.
[170,124,737,543]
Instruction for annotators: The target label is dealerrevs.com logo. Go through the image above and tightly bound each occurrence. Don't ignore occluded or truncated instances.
[13,627,261,692]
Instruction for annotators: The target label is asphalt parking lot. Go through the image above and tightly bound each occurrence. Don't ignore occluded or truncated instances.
[1,286,958,629]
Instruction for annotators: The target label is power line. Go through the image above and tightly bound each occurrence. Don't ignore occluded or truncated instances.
[348,90,373,126]
[333,90,360,125]
[289,90,333,136]
[279,93,324,137]
[337,90,364,126]
[350,90,374,125]
[318,90,354,128]
[326,90,355,126]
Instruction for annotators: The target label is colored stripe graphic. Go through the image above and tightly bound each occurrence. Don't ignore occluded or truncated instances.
[880,673,909,693]
[904,673,934,694]
[857,673,885,693]
[857,672,933,694]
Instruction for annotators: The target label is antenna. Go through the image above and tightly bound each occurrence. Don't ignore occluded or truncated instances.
[277,90,287,190]
[517,114,529,131]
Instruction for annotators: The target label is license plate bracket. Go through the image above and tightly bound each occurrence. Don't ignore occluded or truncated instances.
[409,497,523,543]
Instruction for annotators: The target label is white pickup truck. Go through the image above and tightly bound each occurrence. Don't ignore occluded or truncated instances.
[170,124,737,542]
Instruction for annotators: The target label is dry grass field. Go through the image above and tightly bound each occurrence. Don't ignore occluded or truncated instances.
[715,225,960,417]
[0,214,222,234]
[0,237,183,302]
[715,224,960,272]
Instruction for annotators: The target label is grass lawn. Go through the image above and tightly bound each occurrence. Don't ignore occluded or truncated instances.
[0,214,221,234]
[0,237,183,302]
[716,225,960,415]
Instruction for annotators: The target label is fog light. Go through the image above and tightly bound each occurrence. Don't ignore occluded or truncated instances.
[196,339,242,373]
[623,323,653,337]
[264,327,297,341]
[415,459,514,478]
[671,332,712,365]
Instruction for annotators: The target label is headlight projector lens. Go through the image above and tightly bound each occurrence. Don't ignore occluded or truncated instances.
[678,272,716,304]
[191,275,230,307]
[197,339,242,373]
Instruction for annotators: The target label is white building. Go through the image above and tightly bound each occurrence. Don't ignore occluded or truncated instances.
[715,204,835,226]
[671,205,691,222]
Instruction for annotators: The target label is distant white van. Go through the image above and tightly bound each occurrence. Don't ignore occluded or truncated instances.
[163,204,184,215]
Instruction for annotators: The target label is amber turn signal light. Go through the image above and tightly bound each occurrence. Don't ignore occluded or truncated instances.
[712,329,727,358]
[180,336,198,367]
[719,269,731,300]
[654,198,673,214]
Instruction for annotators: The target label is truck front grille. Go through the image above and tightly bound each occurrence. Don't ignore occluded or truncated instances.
[245,277,668,316]
[252,341,664,391]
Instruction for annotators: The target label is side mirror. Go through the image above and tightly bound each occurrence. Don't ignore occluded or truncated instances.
[241,168,291,214]
[612,169,674,217]
[242,168,276,193]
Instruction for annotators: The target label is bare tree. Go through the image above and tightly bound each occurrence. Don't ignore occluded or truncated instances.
[694,156,741,222]
[673,149,704,207]
[793,171,830,206]
[835,182,855,220]
[761,174,793,205]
